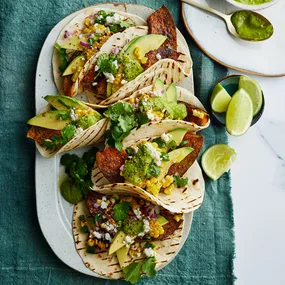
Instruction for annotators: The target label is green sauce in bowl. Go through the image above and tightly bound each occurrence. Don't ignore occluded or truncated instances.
[231,11,273,40]
[234,0,271,5]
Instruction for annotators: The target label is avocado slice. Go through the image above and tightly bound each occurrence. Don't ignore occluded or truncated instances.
[116,246,129,269]
[109,231,126,255]
[44,95,89,110]
[157,147,193,181]
[57,37,85,51]
[164,83,177,104]
[27,110,71,130]
[153,78,165,92]
[157,215,168,226]
[119,37,140,55]
[168,128,188,146]
[62,54,86,76]
[122,34,167,60]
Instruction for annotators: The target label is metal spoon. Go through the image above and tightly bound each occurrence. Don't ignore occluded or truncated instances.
[182,0,273,41]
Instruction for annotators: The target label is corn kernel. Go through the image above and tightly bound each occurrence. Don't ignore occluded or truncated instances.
[173,215,181,222]
[84,18,91,27]
[83,28,91,34]
[88,239,94,246]
[80,221,87,227]
[129,97,135,104]
[162,175,174,188]
[164,184,175,195]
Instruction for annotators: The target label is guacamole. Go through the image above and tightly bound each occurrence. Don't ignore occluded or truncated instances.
[122,57,144,81]
[234,0,271,5]
[123,220,144,235]
[122,145,152,185]
[231,11,273,40]
[139,97,187,120]
[77,114,100,130]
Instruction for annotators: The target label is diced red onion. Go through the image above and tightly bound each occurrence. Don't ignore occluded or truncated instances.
[86,32,94,38]
[119,164,124,171]
[80,41,90,48]
[64,30,72,38]
[126,39,130,43]
[94,203,100,208]
[161,89,165,94]
[112,47,120,54]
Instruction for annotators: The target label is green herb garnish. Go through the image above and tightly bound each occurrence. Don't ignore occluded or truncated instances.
[145,162,160,179]
[152,137,166,148]
[113,201,131,221]
[54,43,68,72]
[160,152,169,162]
[122,257,156,284]
[173,175,189,188]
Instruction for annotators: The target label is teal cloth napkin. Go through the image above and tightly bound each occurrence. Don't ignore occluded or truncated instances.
[0,0,235,284]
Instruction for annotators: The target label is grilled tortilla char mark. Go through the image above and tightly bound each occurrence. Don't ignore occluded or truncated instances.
[147,5,177,50]
[27,126,62,145]
[168,133,204,177]
[143,46,181,70]
[96,148,128,183]
[182,103,210,127]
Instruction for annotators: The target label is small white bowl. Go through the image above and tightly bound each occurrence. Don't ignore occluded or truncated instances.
[226,0,280,11]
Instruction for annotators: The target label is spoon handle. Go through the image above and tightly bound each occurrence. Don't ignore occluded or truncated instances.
[181,0,228,21]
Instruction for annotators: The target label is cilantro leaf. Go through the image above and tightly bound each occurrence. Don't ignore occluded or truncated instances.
[142,257,156,278]
[145,162,160,179]
[122,261,143,284]
[160,152,169,162]
[135,112,149,126]
[57,112,71,121]
[97,53,118,75]
[119,20,134,29]
[113,201,131,221]
[54,43,68,72]
[152,137,166,148]
[41,138,57,150]
[173,175,189,188]
[61,125,76,143]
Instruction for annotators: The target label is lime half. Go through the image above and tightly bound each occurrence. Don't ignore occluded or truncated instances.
[210,83,232,113]
[239,75,263,117]
[201,144,237,181]
[226,88,253,136]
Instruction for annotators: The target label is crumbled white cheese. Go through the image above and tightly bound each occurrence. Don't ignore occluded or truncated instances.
[161,133,170,142]
[70,108,78,121]
[102,196,107,201]
[121,79,128,85]
[101,221,115,232]
[93,231,102,239]
[133,208,142,219]
[78,34,83,38]
[144,247,155,257]
[96,29,103,34]
[156,53,162,60]
[133,146,139,154]
[106,13,123,25]
[123,235,134,248]
[103,72,115,83]
[97,15,104,20]
[94,65,99,72]
[112,60,118,69]
[105,233,112,242]
[100,201,108,209]
[138,219,150,237]
[145,142,162,166]
[75,127,84,135]
[147,110,155,121]
[92,82,98,86]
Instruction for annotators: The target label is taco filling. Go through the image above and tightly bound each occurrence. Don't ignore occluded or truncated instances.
[54,10,136,96]
[96,129,204,196]
[79,6,182,100]
[27,95,102,151]
[76,192,183,280]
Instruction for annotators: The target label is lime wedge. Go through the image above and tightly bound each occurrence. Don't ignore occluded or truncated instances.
[210,83,232,113]
[226,88,253,136]
[239,75,263,117]
[201,144,237,181]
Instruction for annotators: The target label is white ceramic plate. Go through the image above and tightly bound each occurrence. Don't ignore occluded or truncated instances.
[35,3,195,278]
[182,0,285,77]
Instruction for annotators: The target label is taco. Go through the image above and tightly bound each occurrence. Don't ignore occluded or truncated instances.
[92,128,204,213]
[73,190,184,281]
[53,8,146,96]
[26,95,107,158]
[60,6,192,105]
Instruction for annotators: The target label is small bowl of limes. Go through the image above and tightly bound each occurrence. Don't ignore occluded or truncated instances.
[209,75,265,136]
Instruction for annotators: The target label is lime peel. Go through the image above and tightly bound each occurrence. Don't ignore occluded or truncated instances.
[201,144,237,181]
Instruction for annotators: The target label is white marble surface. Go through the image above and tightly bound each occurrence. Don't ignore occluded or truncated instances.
[227,71,285,285]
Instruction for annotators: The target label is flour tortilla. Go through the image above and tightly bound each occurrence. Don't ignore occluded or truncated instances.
[53,9,146,95]
[73,195,184,279]
[32,105,108,158]
[69,26,192,104]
